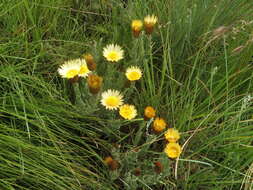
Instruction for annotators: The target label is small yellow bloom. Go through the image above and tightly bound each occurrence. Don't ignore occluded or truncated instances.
[144,14,158,34]
[153,117,166,133]
[125,66,142,81]
[131,20,143,37]
[83,54,96,71]
[101,89,124,110]
[144,106,156,119]
[119,104,137,120]
[164,128,180,143]
[87,74,103,94]
[103,44,124,62]
[164,143,182,159]
[58,59,90,79]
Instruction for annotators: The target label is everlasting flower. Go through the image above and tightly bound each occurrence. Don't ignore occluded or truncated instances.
[58,58,90,79]
[83,54,97,71]
[153,117,166,133]
[119,104,137,120]
[87,74,103,94]
[125,66,142,81]
[164,143,182,159]
[133,168,141,176]
[164,128,180,143]
[144,106,156,119]
[131,20,143,37]
[101,89,124,110]
[154,161,163,174]
[104,156,120,170]
[103,44,124,62]
[144,14,158,34]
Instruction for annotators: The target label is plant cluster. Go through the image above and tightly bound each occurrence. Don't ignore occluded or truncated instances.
[57,14,184,188]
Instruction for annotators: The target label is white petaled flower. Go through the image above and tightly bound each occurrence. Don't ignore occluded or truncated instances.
[144,15,158,25]
[103,44,124,62]
[101,89,124,110]
[78,59,90,78]
[125,66,142,81]
[58,59,90,79]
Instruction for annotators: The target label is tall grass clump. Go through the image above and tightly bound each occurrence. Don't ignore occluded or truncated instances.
[1,0,253,189]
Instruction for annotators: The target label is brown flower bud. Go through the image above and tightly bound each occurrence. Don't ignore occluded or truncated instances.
[133,168,141,176]
[83,54,96,71]
[154,161,163,174]
[87,74,103,94]
[104,156,120,171]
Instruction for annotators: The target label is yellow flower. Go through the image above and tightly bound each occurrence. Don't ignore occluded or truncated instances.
[119,104,137,120]
[144,106,156,119]
[153,117,166,133]
[103,44,124,62]
[58,59,90,79]
[101,89,124,110]
[87,74,103,94]
[164,143,182,159]
[164,128,180,143]
[131,20,143,37]
[125,66,142,81]
[144,14,158,34]
[83,54,96,71]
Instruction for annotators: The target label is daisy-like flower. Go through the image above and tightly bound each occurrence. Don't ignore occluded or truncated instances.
[153,117,167,133]
[144,14,158,34]
[103,44,124,62]
[58,59,90,79]
[144,106,156,119]
[101,89,124,110]
[131,20,143,37]
[164,143,182,159]
[125,66,142,81]
[164,128,180,143]
[119,104,137,120]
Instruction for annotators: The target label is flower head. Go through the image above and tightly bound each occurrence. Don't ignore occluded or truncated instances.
[103,44,124,62]
[144,106,156,119]
[104,156,120,170]
[164,143,182,159]
[154,161,163,174]
[131,20,143,37]
[87,74,103,94]
[58,59,90,79]
[83,54,96,71]
[119,104,137,120]
[101,89,124,110]
[153,117,166,132]
[125,66,142,81]
[144,14,158,34]
[164,128,180,143]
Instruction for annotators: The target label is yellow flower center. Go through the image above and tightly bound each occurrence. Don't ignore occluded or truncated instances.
[169,147,179,157]
[128,71,141,80]
[66,69,79,78]
[79,65,89,75]
[121,108,132,117]
[105,96,119,107]
[107,51,119,61]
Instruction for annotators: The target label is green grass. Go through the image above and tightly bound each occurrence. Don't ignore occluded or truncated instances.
[1,0,253,189]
